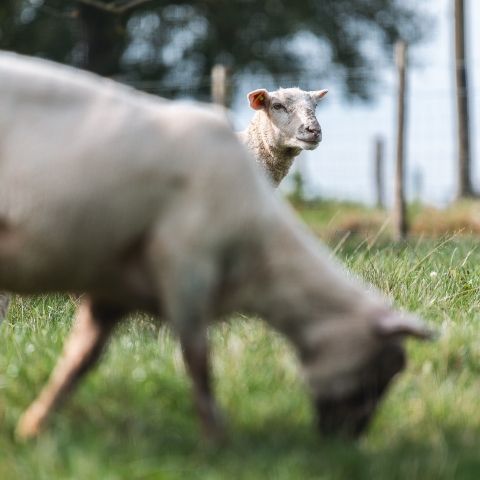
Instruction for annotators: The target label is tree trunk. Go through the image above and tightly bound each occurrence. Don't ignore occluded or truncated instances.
[77,4,126,76]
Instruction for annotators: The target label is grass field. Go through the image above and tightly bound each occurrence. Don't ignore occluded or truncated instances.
[2,203,480,479]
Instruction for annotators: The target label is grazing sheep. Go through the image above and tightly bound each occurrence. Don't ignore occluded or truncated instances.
[0,52,430,441]
[238,87,328,186]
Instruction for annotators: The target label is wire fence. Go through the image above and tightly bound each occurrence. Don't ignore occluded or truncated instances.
[119,62,480,209]
[18,0,480,208]
[299,72,480,208]
[15,0,480,210]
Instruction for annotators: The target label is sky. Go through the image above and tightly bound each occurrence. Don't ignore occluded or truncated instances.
[232,0,480,206]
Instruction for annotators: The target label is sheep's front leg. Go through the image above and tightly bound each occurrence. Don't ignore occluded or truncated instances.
[16,298,122,440]
[180,330,225,441]
[156,246,224,441]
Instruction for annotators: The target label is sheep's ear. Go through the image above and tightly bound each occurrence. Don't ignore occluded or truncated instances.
[310,89,328,103]
[247,89,270,110]
[373,312,434,340]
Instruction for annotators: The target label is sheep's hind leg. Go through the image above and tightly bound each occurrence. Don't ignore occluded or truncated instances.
[0,292,10,323]
[16,298,124,440]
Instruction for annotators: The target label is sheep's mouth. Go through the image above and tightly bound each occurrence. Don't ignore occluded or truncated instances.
[296,133,321,143]
[296,137,321,148]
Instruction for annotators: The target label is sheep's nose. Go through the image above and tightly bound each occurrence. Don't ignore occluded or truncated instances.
[304,124,322,141]
[306,125,321,135]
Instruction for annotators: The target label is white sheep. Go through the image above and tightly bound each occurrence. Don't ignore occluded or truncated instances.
[0,52,430,441]
[0,90,328,323]
[238,87,328,186]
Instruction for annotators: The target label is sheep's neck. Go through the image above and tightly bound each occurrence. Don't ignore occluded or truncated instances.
[230,215,370,356]
[245,113,301,186]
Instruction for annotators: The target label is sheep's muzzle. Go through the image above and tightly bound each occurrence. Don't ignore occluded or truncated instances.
[315,342,406,438]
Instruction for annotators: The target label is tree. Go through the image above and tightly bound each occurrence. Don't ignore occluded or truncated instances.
[0,0,430,100]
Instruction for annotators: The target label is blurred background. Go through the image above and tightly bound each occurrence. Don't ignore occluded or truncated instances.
[1,0,478,210]
[4,6,480,477]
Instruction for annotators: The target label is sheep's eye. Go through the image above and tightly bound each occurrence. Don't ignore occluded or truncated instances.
[272,103,285,111]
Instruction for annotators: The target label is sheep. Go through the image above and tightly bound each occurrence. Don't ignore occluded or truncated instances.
[0,89,328,324]
[0,51,431,441]
[237,87,328,186]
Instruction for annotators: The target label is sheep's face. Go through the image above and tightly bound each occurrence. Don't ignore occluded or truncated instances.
[301,310,431,438]
[312,340,405,437]
[247,87,328,151]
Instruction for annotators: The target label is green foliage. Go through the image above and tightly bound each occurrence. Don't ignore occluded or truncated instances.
[2,230,480,478]
[0,0,431,99]
[288,170,307,205]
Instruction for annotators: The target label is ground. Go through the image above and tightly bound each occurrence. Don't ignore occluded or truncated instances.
[1,201,480,479]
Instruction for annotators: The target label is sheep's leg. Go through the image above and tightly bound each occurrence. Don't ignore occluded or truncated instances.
[16,298,123,440]
[180,330,225,441]
[0,292,10,323]
[0,218,15,323]
[154,240,224,440]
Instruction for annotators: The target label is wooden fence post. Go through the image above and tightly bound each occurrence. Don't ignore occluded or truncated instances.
[394,40,408,240]
[374,136,385,208]
[211,64,229,107]
[454,0,473,197]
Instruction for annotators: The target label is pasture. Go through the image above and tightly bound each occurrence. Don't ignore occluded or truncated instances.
[2,203,480,479]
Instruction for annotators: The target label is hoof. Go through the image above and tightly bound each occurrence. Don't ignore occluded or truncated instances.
[15,403,48,441]
[201,407,228,446]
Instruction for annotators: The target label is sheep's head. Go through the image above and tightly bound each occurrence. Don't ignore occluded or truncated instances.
[247,87,328,151]
[300,309,432,438]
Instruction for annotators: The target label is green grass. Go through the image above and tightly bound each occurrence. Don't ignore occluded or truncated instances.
[2,213,480,478]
